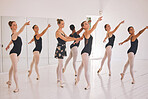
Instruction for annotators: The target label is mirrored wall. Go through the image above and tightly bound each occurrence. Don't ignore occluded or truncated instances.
[0,16,58,73]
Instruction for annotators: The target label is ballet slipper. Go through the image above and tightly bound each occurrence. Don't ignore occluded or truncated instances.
[36,75,40,80]
[28,70,32,77]
[84,85,90,90]
[120,73,124,80]
[6,81,11,88]
[131,80,135,84]
[97,68,102,74]
[62,68,65,73]
[75,78,79,85]
[13,88,19,93]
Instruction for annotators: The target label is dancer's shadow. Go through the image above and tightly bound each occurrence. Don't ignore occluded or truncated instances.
[98,74,111,99]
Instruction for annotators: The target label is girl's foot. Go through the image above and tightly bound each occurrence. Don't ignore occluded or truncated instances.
[120,73,124,80]
[13,88,19,93]
[6,81,11,88]
[109,73,111,76]
[62,68,65,73]
[75,78,79,85]
[60,81,64,88]
[36,75,40,80]
[97,68,102,74]
[84,85,90,90]
[131,80,135,84]
[75,72,77,77]
[28,70,32,77]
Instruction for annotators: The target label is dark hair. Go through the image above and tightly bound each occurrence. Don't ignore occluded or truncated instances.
[32,25,37,29]
[104,24,108,31]
[57,19,63,24]
[81,21,86,28]
[8,21,15,27]
[127,26,133,32]
[70,24,75,31]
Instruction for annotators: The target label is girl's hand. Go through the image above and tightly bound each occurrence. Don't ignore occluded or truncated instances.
[47,24,51,28]
[103,40,106,43]
[25,21,30,25]
[119,42,123,45]
[5,46,10,51]
[120,20,124,24]
[98,16,103,21]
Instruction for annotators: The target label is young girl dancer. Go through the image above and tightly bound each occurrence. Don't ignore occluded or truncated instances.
[97,20,124,76]
[75,16,103,90]
[62,24,83,76]
[119,26,148,84]
[28,24,51,80]
[5,21,30,93]
[55,19,80,88]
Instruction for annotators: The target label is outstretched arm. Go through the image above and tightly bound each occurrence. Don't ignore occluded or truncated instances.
[119,35,131,45]
[16,21,30,36]
[76,28,83,35]
[37,24,51,38]
[88,16,103,34]
[28,38,34,44]
[132,26,148,41]
[110,20,124,34]
[6,40,13,51]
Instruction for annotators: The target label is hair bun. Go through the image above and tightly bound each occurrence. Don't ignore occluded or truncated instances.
[57,19,60,21]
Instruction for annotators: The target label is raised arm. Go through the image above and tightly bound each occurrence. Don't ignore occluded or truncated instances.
[119,35,131,45]
[76,28,83,35]
[5,40,13,51]
[28,38,34,44]
[110,20,124,34]
[16,21,30,36]
[132,26,148,41]
[37,24,51,38]
[88,16,102,34]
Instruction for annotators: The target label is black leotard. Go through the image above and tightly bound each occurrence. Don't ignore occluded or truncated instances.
[33,35,42,53]
[81,35,93,56]
[105,34,115,48]
[127,37,138,55]
[9,34,22,56]
[69,32,80,49]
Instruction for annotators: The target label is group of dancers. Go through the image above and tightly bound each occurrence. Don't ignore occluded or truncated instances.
[5,16,148,93]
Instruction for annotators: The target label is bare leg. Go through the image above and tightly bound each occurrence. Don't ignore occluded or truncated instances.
[97,50,107,73]
[128,52,135,84]
[121,60,129,80]
[10,53,19,93]
[71,47,78,76]
[63,49,72,73]
[106,46,112,76]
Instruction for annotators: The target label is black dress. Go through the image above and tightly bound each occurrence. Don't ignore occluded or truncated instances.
[33,35,42,53]
[55,33,67,59]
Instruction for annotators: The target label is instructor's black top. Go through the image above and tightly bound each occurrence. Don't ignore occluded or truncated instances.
[9,34,22,56]
[105,34,115,48]
[127,37,138,55]
[69,32,80,49]
[81,35,93,56]
[33,35,42,53]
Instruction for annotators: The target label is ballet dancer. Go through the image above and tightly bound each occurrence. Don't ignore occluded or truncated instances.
[55,19,81,88]
[97,20,124,76]
[62,24,83,76]
[28,24,51,80]
[5,21,30,93]
[119,26,148,84]
[75,16,103,90]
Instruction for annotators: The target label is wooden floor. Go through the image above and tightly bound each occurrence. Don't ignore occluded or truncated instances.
[0,59,148,99]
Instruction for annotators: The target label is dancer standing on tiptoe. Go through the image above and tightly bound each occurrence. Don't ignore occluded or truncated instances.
[119,26,148,84]
[28,24,51,80]
[62,24,83,76]
[55,19,81,88]
[6,21,30,93]
[97,20,124,76]
[75,16,102,90]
